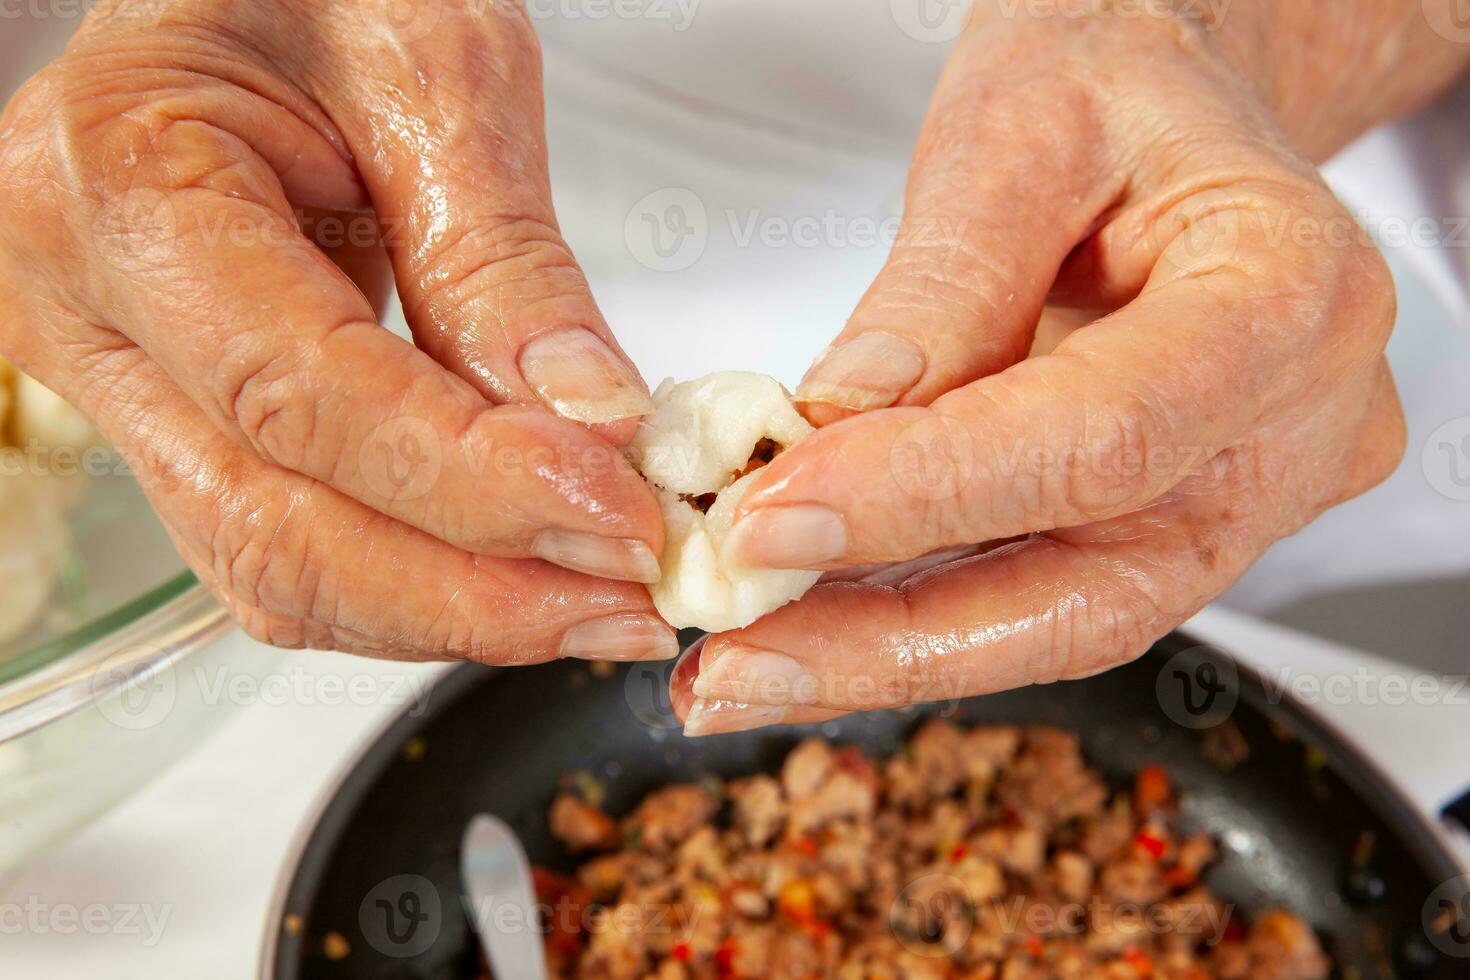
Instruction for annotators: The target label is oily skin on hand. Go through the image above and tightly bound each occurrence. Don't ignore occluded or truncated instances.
[0,0,678,665]
[674,1,1470,734]
[1,2,1465,688]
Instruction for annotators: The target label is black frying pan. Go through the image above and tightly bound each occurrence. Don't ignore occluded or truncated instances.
[264,633,1470,979]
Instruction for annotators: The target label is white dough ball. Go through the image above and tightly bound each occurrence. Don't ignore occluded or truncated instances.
[629,372,814,497]
[629,372,821,632]
[649,476,821,633]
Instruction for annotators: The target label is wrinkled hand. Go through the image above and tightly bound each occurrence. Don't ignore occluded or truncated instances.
[674,1,1470,733]
[0,0,676,664]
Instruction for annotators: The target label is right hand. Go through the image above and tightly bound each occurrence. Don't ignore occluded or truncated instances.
[0,0,675,665]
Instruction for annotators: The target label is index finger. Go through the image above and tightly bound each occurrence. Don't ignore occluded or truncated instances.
[83,117,662,583]
[298,5,655,444]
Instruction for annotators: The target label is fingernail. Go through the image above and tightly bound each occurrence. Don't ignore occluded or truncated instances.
[691,645,816,704]
[723,505,847,569]
[560,613,678,662]
[795,332,926,411]
[669,636,707,720]
[683,698,790,737]
[518,327,655,424]
[533,528,661,583]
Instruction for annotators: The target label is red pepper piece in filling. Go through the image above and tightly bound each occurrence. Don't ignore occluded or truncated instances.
[1134,830,1168,861]
[1133,764,1173,816]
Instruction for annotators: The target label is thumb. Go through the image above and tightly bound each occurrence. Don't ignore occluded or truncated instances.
[302,9,652,444]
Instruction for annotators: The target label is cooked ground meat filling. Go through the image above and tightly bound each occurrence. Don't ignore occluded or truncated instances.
[679,438,783,514]
[535,723,1332,980]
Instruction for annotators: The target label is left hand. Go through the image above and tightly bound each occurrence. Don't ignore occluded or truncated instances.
[669,2,1469,735]
[0,0,673,666]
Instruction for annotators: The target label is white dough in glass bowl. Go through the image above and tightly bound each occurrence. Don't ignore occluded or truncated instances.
[0,360,83,646]
[0,472,68,646]
[11,370,103,455]
[628,373,821,632]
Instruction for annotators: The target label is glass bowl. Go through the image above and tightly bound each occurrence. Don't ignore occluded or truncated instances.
[0,462,250,874]
[0,20,271,877]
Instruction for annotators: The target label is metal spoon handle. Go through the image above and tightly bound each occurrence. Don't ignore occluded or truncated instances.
[461,813,548,980]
